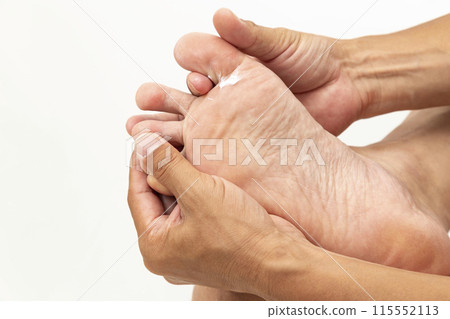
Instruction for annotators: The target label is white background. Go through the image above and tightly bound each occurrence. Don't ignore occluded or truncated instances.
[0,0,449,300]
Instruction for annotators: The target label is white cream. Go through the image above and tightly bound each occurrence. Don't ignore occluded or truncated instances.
[218,68,241,88]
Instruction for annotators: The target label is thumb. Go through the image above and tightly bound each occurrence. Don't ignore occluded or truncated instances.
[135,132,203,200]
[213,8,298,62]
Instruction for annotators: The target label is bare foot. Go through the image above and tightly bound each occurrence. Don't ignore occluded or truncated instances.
[190,106,450,300]
[129,33,450,274]
[185,8,365,135]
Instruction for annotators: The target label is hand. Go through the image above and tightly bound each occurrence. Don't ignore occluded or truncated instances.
[193,105,450,300]
[184,8,366,135]
[128,132,303,294]
[129,33,450,274]
[128,137,450,301]
[186,10,450,135]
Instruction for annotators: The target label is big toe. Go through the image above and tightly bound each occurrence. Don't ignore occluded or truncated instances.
[174,32,245,84]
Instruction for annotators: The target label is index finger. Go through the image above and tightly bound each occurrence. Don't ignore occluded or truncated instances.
[128,152,165,235]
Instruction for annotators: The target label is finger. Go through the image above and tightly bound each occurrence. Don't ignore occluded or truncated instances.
[147,175,171,196]
[136,82,197,115]
[131,120,183,146]
[186,72,214,96]
[126,113,182,135]
[159,194,177,214]
[128,152,165,235]
[135,132,204,204]
[174,32,246,84]
[213,8,297,62]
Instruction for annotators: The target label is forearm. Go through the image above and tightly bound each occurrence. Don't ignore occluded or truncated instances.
[343,14,450,117]
[259,234,450,301]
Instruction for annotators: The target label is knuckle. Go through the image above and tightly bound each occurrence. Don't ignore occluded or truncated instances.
[152,148,179,182]
[275,27,300,46]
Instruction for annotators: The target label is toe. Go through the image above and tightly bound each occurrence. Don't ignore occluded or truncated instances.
[174,33,246,84]
[186,72,214,96]
[126,113,182,135]
[131,119,184,146]
[135,83,197,115]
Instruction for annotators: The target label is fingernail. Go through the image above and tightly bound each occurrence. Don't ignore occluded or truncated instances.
[135,133,167,173]
[187,77,200,96]
[136,132,166,156]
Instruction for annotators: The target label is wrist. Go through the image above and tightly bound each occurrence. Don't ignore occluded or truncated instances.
[340,35,411,117]
[251,231,319,300]
[341,34,450,118]
[254,231,379,300]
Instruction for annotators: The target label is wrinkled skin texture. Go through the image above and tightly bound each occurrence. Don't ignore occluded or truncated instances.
[185,8,365,135]
[129,33,450,275]
[128,139,304,295]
